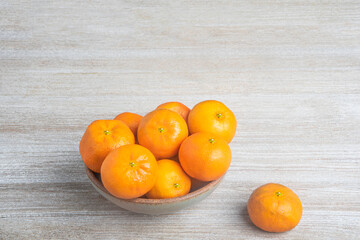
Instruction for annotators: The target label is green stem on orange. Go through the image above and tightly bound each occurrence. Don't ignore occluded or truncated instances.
[104,130,110,135]
[216,113,223,119]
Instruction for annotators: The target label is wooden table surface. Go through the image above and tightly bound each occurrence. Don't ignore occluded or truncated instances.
[1,0,360,239]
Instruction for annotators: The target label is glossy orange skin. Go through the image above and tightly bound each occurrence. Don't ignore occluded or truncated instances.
[179,132,231,181]
[247,183,303,233]
[146,159,191,199]
[114,112,142,137]
[101,144,158,199]
[137,109,188,159]
[156,102,190,122]
[79,120,135,173]
[188,100,237,143]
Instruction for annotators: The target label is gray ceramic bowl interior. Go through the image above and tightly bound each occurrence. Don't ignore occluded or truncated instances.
[86,167,223,215]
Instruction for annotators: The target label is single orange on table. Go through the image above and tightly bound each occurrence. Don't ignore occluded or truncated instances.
[188,100,236,143]
[179,132,231,181]
[146,159,191,199]
[79,120,135,173]
[101,144,158,199]
[247,183,303,233]
[114,112,142,137]
[156,102,190,122]
[137,109,188,159]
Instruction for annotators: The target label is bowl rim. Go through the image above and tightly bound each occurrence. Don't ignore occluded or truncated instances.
[85,166,223,205]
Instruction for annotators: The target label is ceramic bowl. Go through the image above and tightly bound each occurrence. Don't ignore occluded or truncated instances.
[86,167,223,215]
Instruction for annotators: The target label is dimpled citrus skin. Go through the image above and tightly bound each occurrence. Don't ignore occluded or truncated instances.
[79,120,135,173]
[156,102,190,122]
[101,144,158,199]
[146,159,191,199]
[137,109,188,159]
[188,100,237,143]
[179,132,231,181]
[114,112,143,137]
[247,183,303,233]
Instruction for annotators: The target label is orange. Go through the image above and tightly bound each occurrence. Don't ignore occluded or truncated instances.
[179,132,231,181]
[137,109,188,159]
[146,159,191,199]
[247,183,303,232]
[114,112,142,137]
[79,120,135,173]
[156,102,190,122]
[188,100,236,143]
[101,144,158,199]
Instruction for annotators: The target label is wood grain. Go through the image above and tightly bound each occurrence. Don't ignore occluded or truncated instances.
[1,0,360,239]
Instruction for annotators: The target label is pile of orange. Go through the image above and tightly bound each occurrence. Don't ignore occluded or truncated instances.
[80,100,236,200]
[79,100,303,233]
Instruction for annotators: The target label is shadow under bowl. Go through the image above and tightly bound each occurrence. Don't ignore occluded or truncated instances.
[86,167,223,215]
